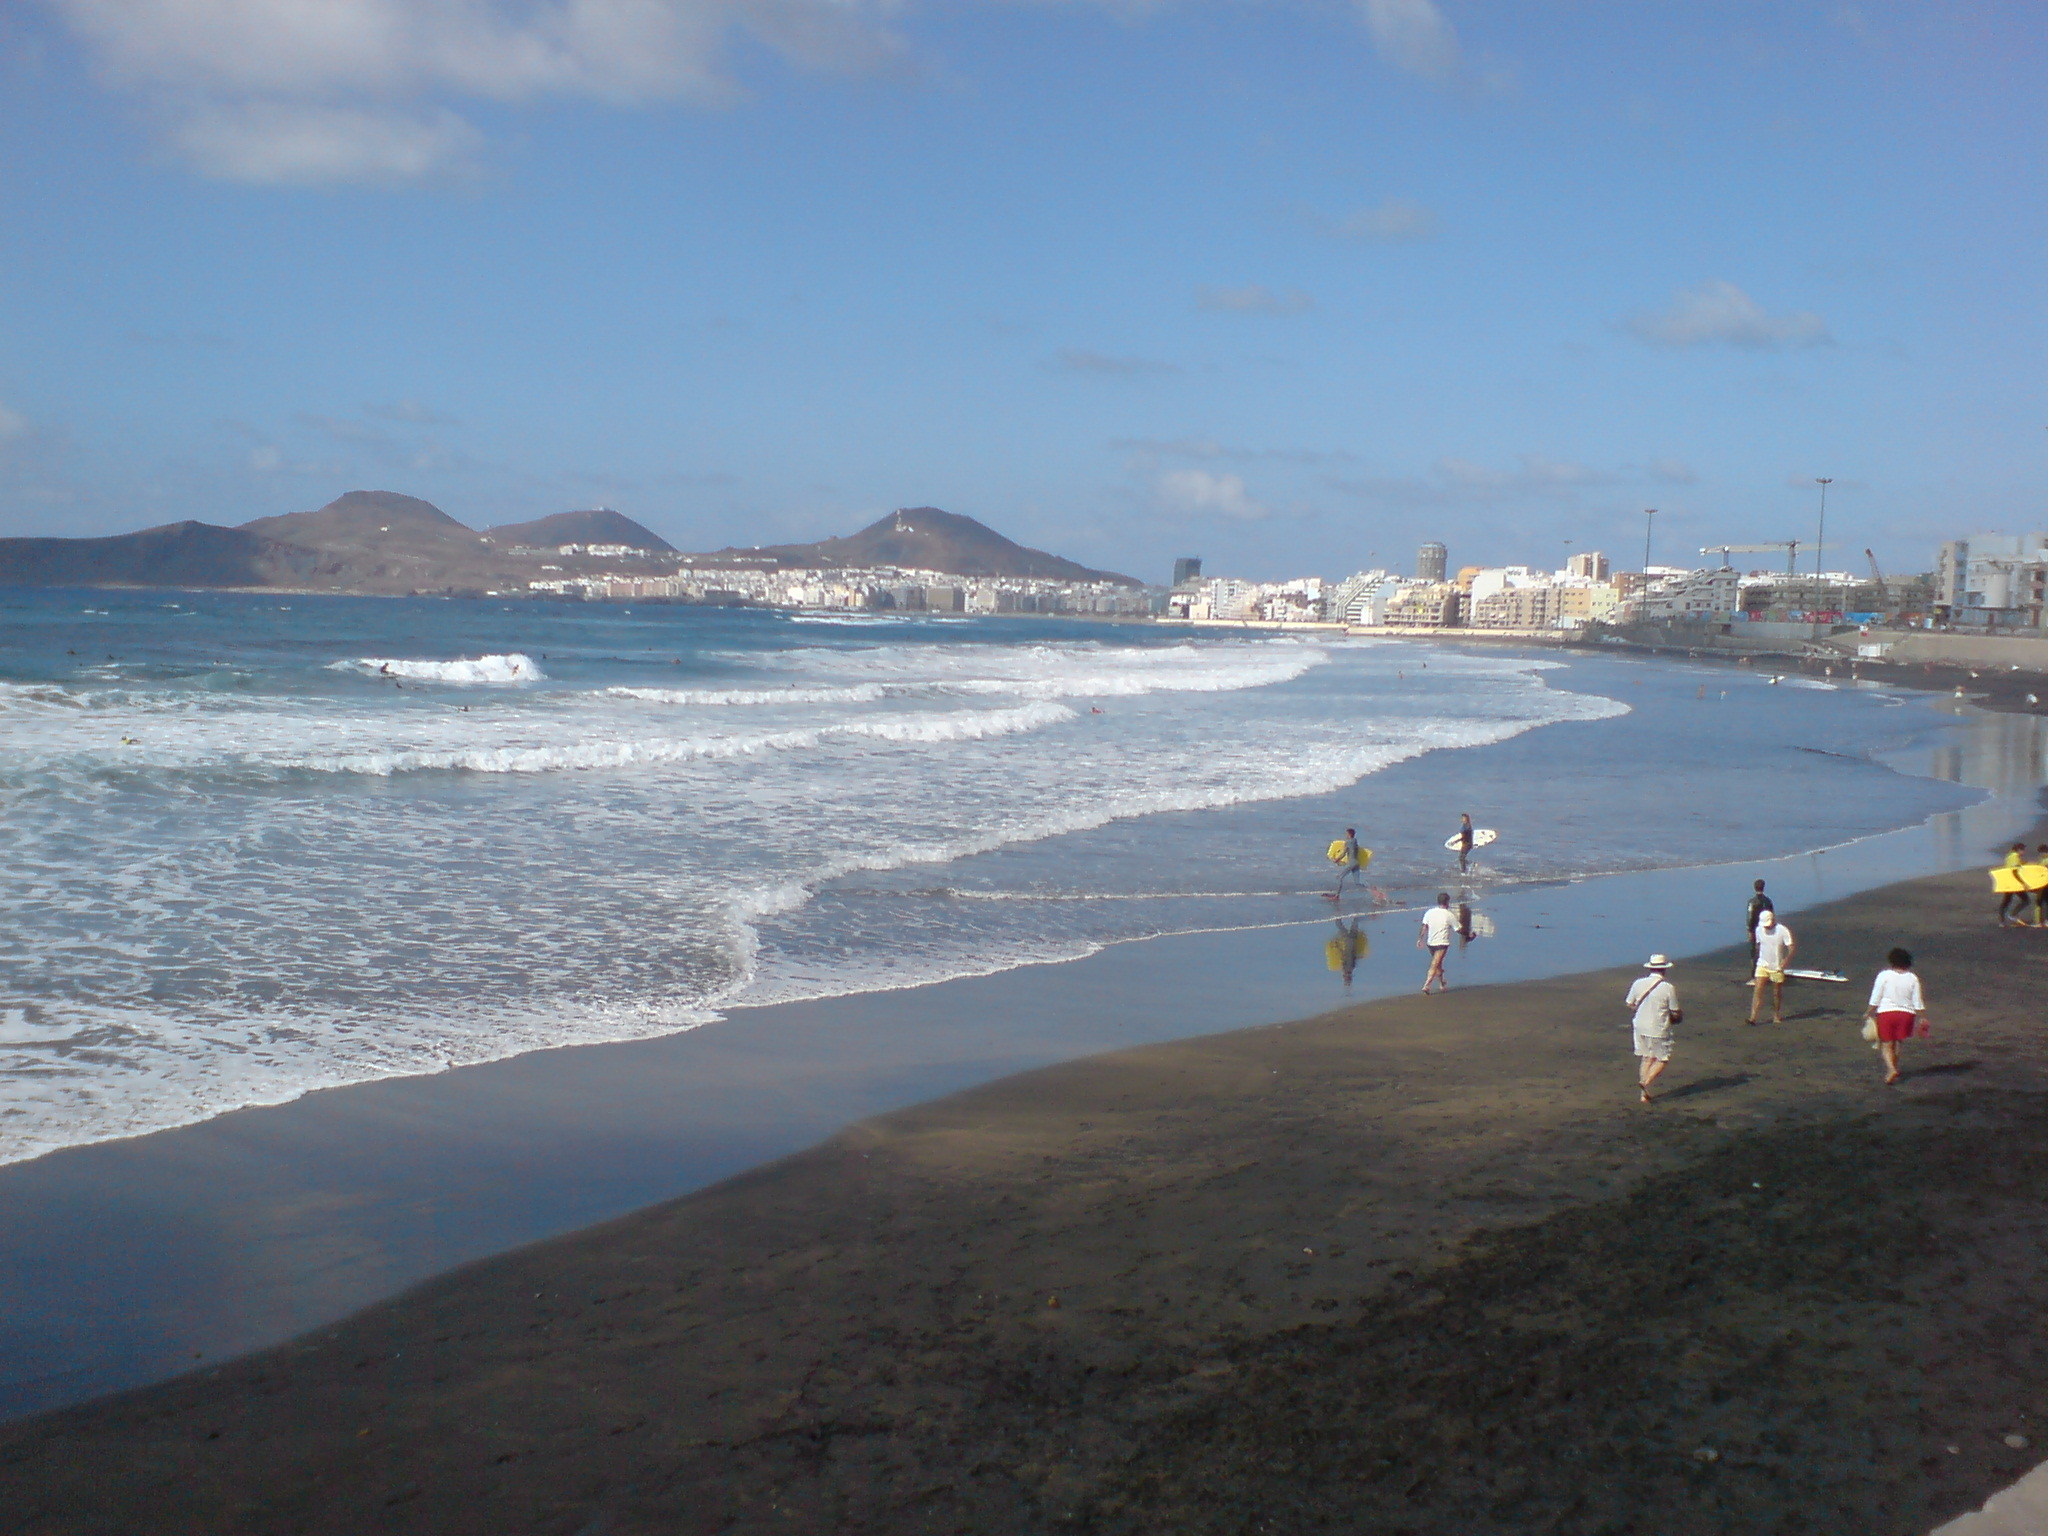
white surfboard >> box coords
[1785,968,1848,982]
[1444,828,1499,851]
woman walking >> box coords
[1864,947,1928,1086]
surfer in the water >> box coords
[1333,828,1366,898]
[1455,813,1475,873]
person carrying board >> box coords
[1330,828,1367,899]
[1455,813,1475,874]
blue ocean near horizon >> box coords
[0,586,1989,1166]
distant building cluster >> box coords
[1162,534,1947,635]
[527,565,1156,616]
[1937,533,2048,630]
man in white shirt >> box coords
[1750,910,1796,1025]
[1626,954,1682,1103]
[1418,892,1457,993]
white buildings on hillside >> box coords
[1937,533,2048,627]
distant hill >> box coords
[695,508,1140,586]
[0,495,1133,596]
[485,510,675,552]
[0,520,319,589]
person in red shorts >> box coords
[1863,947,1928,1086]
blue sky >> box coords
[1,0,2041,582]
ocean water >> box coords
[0,590,1986,1166]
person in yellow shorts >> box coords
[1749,909,1795,1024]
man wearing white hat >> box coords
[1626,954,1682,1104]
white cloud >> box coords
[50,0,909,182]
[1157,468,1266,520]
[172,101,485,184]
[0,403,27,440]
[1625,279,1833,350]
[1358,0,1461,82]
[1195,284,1314,315]
[50,0,1478,183]
[1648,456,1699,483]
[1315,197,1439,243]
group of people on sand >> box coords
[1623,875,1929,1103]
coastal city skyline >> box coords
[4,5,2042,580]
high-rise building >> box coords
[1567,550,1610,581]
[1416,542,1448,583]
[1172,557,1203,587]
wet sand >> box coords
[6,857,2048,1534]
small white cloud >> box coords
[1195,284,1315,315]
[365,399,462,425]
[1316,197,1439,243]
[249,445,283,472]
[1649,457,1699,484]
[1626,279,1832,350]
[1157,468,1266,520]
[171,102,487,185]
[292,412,396,447]
[1358,0,1461,82]
[1057,349,1179,376]
[0,403,27,440]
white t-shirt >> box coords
[1755,923,1794,969]
[1626,974,1680,1033]
[1422,906,1458,947]
[1867,969,1925,1014]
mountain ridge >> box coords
[691,508,1139,587]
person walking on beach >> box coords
[1744,909,1794,1028]
[1332,828,1367,899]
[1864,947,1928,1086]
[1998,842,2029,927]
[1626,954,1682,1104]
[1749,910,1795,1024]
[2033,845,2048,928]
[1745,879,1774,963]
[1455,813,1476,874]
[1418,893,1456,993]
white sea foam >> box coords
[332,653,546,683]
[0,627,1667,1167]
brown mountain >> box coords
[695,508,1140,586]
[0,520,320,589]
[484,510,675,552]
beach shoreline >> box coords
[6,832,2048,1532]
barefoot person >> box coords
[1998,841,2029,927]
[1745,878,1773,963]
[1455,813,1475,874]
[1863,947,1928,1086]
[1331,828,1367,899]
[1749,910,1795,1024]
[1418,892,1456,993]
[1626,953,1681,1103]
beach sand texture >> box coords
[6,859,2048,1534]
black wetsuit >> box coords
[1746,892,1774,960]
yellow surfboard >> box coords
[1327,841,1372,868]
[2022,864,2048,891]
[1991,866,2028,893]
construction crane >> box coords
[1865,548,1889,607]
[1700,541,1800,574]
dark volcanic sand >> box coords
[6,861,2048,1535]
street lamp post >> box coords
[1814,478,1832,585]
[1642,509,1657,584]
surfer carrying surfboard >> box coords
[1329,828,1367,899]
[1455,813,1475,874]
[1998,842,2030,927]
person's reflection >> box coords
[1325,917,1369,986]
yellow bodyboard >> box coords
[2022,864,2048,891]
[1991,867,2027,893]
[1325,841,1372,868]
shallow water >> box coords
[0,590,1986,1164]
